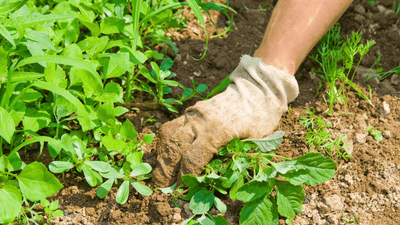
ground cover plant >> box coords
[0,0,233,223]
[177,131,337,225]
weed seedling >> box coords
[366,125,383,141]
[300,109,352,160]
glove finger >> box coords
[177,136,219,185]
[152,117,196,187]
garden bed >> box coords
[7,0,400,224]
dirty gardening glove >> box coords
[152,55,299,187]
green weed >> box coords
[366,125,383,141]
[179,132,337,224]
[309,23,374,115]
[0,0,233,223]
[300,109,352,161]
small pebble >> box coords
[354,4,366,14]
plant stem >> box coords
[223,152,293,161]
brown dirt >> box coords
[22,0,400,224]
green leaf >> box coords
[22,107,51,132]
[82,164,98,187]
[44,64,67,88]
[104,52,131,79]
[212,216,229,225]
[115,106,129,117]
[132,50,148,64]
[116,180,130,204]
[85,161,111,173]
[160,58,173,70]
[16,55,102,93]
[240,195,279,225]
[99,167,124,179]
[0,155,9,172]
[214,197,227,213]
[97,102,115,125]
[130,180,152,196]
[104,69,130,91]
[0,106,15,144]
[52,209,64,217]
[159,183,176,194]
[97,178,114,199]
[236,180,274,202]
[181,174,200,187]
[251,131,285,153]
[15,14,76,27]
[196,84,208,93]
[189,188,214,215]
[163,103,179,113]
[276,180,305,219]
[230,174,244,200]
[49,200,59,210]
[19,88,43,103]
[49,161,74,173]
[102,135,126,152]
[120,119,138,140]
[281,152,337,185]
[61,44,83,60]
[0,23,16,47]
[16,162,63,201]
[32,81,91,131]
[0,185,22,224]
[100,17,125,34]
[130,163,152,177]
[198,214,215,225]
[143,133,155,145]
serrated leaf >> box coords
[16,162,63,201]
[251,131,285,153]
[85,161,111,173]
[0,185,22,224]
[276,180,305,219]
[49,161,74,173]
[281,152,336,185]
[189,188,214,215]
[239,195,279,225]
[0,107,15,144]
[236,180,274,202]
[116,180,130,204]
[120,119,138,140]
[130,180,152,196]
[97,178,114,199]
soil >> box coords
[21,0,400,224]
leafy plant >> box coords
[0,0,234,223]
[310,23,374,115]
[300,109,352,160]
[366,125,383,141]
[180,131,337,224]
